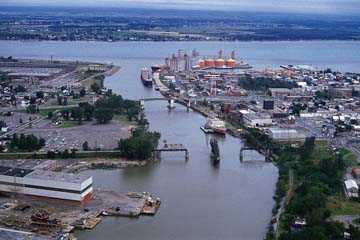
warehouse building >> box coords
[0,166,93,203]
[243,112,273,127]
[266,128,306,142]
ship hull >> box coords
[141,76,153,87]
[213,128,226,135]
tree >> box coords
[79,88,86,97]
[79,102,94,121]
[36,91,44,99]
[14,85,26,93]
[8,133,45,152]
[91,82,101,93]
[94,107,113,124]
[47,111,53,119]
[95,94,123,113]
[0,120,6,128]
[61,109,70,120]
[70,107,84,124]
[118,127,161,160]
[57,96,62,105]
[82,141,90,151]
[301,136,315,159]
[26,104,37,114]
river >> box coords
[1,40,360,239]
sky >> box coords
[1,0,360,14]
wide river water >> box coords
[1,41,360,240]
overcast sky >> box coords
[1,0,359,14]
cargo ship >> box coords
[140,68,153,87]
[201,117,226,135]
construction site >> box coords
[0,182,160,239]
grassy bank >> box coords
[239,127,360,239]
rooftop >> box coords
[25,169,91,184]
[0,166,33,177]
[345,179,358,190]
[0,227,50,240]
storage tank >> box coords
[198,59,205,68]
[226,58,237,68]
[215,58,225,68]
[205,59,215,68]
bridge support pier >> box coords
[140,100,145,109]
[186,100,191,112]
[168,99,175,109]
[185,150,189,161]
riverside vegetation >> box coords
[242,128,360,239]
[1,92,161,162]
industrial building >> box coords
[263,99,275,110]
[0,166,93,203]
[266,128,306,142]
[243,112,273,127]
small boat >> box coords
[141,68,153,87]
[204,117,226,135]
[101,211,110,216]
[237,60,252,69]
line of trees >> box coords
[54,94,142,125]
[8,133,45,152]
[94,94,141,124]
[238,74,297,91]
[242,129,360,239]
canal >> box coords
[2,40,359,239]
[78,52,278,239]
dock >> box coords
[153,72,169,92]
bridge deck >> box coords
[155,143,189,161]
[156,144,187,152]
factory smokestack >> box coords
[231,50,236,59]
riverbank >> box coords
[0,189,160,239]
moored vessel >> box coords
[203,117,226,135]
[140,68,153,87]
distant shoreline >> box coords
[1,39,359,43]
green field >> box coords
[328,195,360,215]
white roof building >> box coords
[243,112,272,127]
[344,179,359,198]
[0,166,93,203]
[267,128,306,142]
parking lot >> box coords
[20,119,132,151]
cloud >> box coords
[1,0,360,14]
